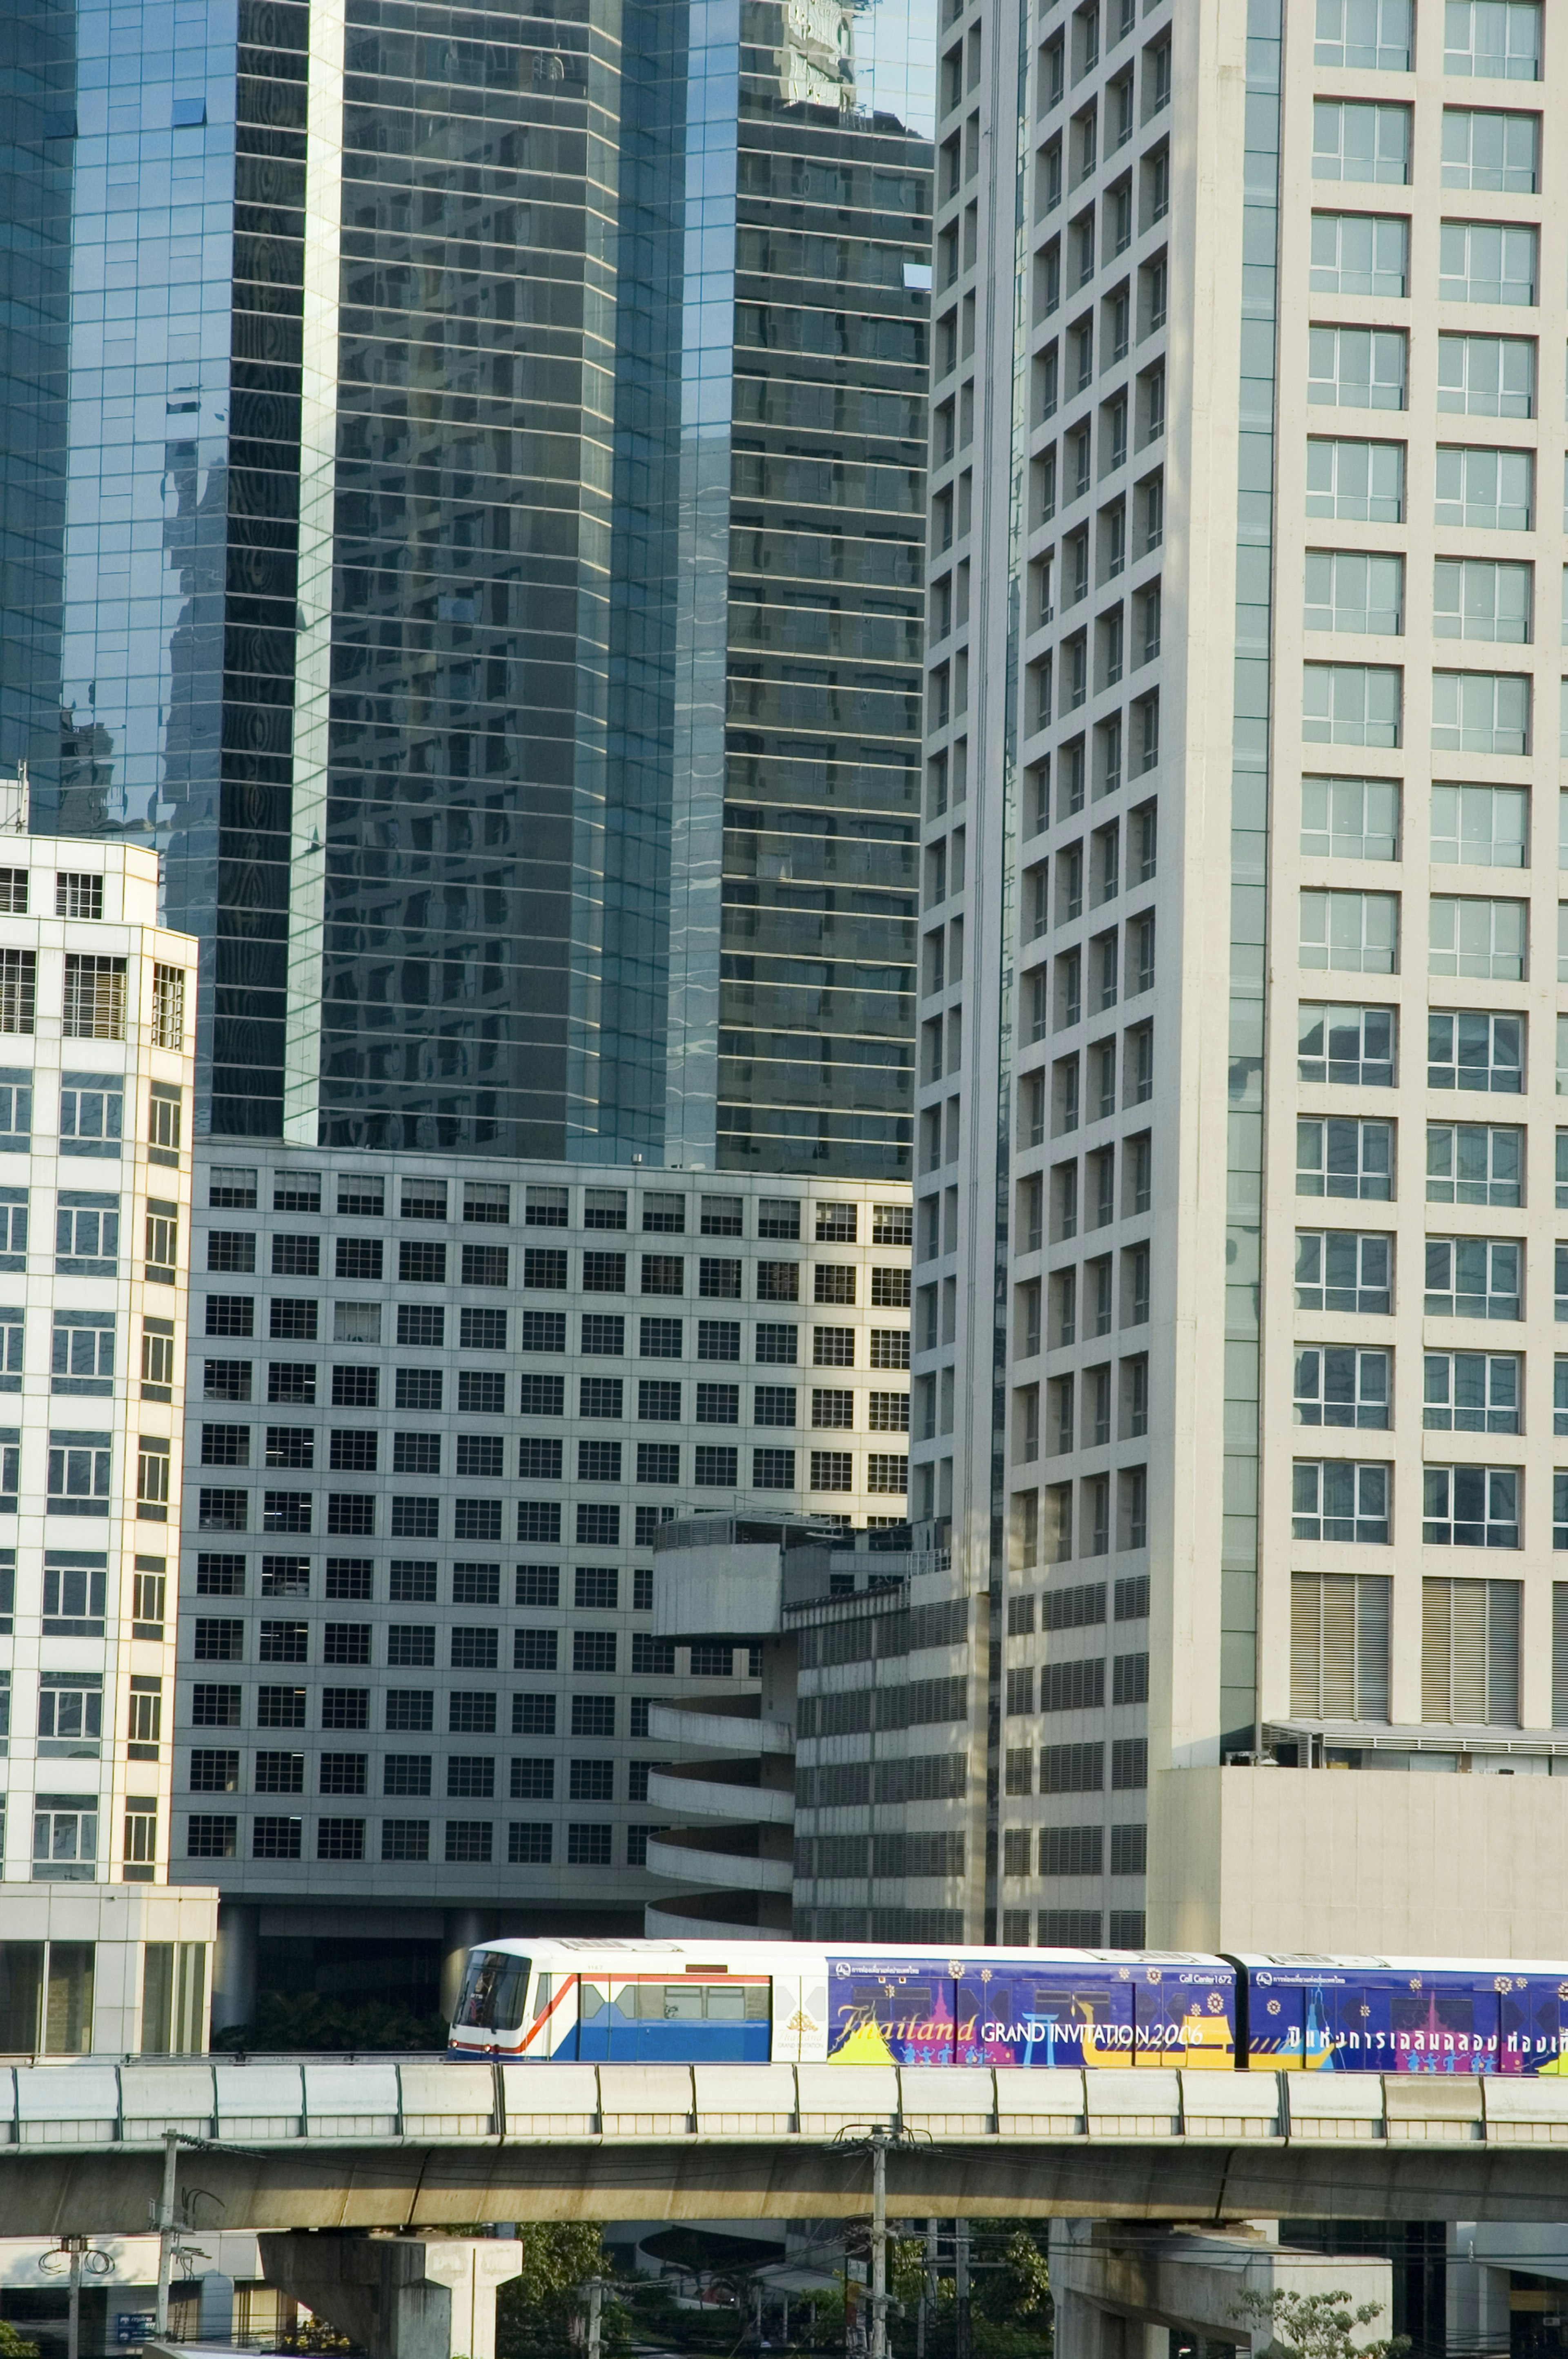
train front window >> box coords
[454,1949,531,2031]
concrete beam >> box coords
[1048,2225,1394,2359]
[258,2236,523,2359]
[9,2139,1568,2234]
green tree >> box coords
[496,2223,631,2359]
[1231,2288,1409,2359]
[0,2324,42,2359]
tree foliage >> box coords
[496,2223,631,2359]
[1232,2287,1410,2359]
[0,2324,41,2359]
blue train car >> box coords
[1236,1953,1568,2075]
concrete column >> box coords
[1051,2287,1106,2359]
[210,1904,258,2039]
[259,2235,522,2359]
[440,1911,490,2022]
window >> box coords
[1300,776,1399,860]
[145,1202,177,1284]
[1428,1009,1521,1092]
[56,1194,118,1273]
[1440,219,1537,305]
[1295,1229,1392,1314]
[1310,212,1408,298]
[1444,2,1540,78]
[1430,782,1527,865]
[1300,889,1397,972]
[1427,1122,1521,1205]
[1435,445,1532,529]
[59,1073,122,1156]
[1434,558,1532,645]
[1442,106,1539,190]
[53,1312,113,1395]
[1298,1003,1395,1088]
[580,1315,623,1355]
[1293,1346,1390,1429]
[1432,672,1530,755]
[1430,896,1526,980]
[1296,633,1403,734]
[1424,1575,1522,1728]
[1437,332,1535,416]
[1307,326,1406,412]
[1290,1571,1391,1719]
[1425,1350,1519,1433]
[271,1300,318,1342]
[753,1448,795,1489]
[47,1431,110,1515]
[1292,1459,1390,1543]
[1424,1235,1520,1319]
[1306,439,1404,524]
[1296,1117,1393,1201]
[695,1444,738,1485]
[0,950,35,1036]
[698,1319,741,1362]
[757,1386,797,1427]
[1315,0,1411,70]
[62,955,125,1039]
[137,1436,169,1520]
[34,1800,98,1881]
[1313,99,1410,184]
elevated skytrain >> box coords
[449,1940,1568,2075]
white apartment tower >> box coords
[0,823,214,2053]
[918,0,1568,1952]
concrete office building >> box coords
[180,1146,910,2016]
[914,0,1568,1959]
[0,822,215,2051]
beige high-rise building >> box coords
[912,0,1568,1954]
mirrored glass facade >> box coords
[0,0,932,1171]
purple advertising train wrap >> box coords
[824,1953,1237,2067]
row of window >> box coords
[210,1166,910,1245]
[1305,665,1568,754]
[1291,1565,1559,1730]
[1295,1344,1568,1431]
[1313,1,1542,80]
[1300,1004,1555,1094]
[193,1452,910,1537]
[199,1397,911,1465]
[1004,1649,1150,1715]
[192,1557,651,1608]
[1015,1021,1156,1149]
[996,1735,1149,1793]
[1305,549,1568,642]
[188,1623,745,1679]
[995,1909,1148,1946]
[1306,214,1550,310]
[26,1799,158,1882]
[183,1813,644,1867]
[0,1311,176,1397]
[1302,887,1568,981]
[1307,322,1559,419]
[0,1432,172,1522]
[1301,778,1566,867]
[0,1071,182,1159]
[1000,1822,1147,1877]
[187,1749,648,1802]
[0,950,185,1046]
[1314,97,1544,191]
[1291,1456,1568,1549]
[1020,1359,1149,1455]
[203,1235,909,1304]
[1296,1116,1568,1200]
[188,1686,664,1735]
[0,1194,182,1282]
[202,1298,910,1366]
[1013,1246,1151,1354]
[1012,1469,1149,1563]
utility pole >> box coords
[154,2131,180,2335]
[863,2142,886,2359]
[586,2277,603,2359]
[953,2220,971,2359]
[918,2219,938,2359]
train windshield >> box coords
[454,1949,532,2032]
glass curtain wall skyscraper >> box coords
[0,0,933,1175]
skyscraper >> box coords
[1,0,931,1174]
[913,0,1568,1960]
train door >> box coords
[959,1968,1134,2068]
[1132,1970,1234,2069]
[1388,1974,1498,2072]
[1503,1978,1566,2075]
[827,1964,956,2064]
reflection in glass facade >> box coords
[718,0,931,1180]
[0,0,932,1170]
